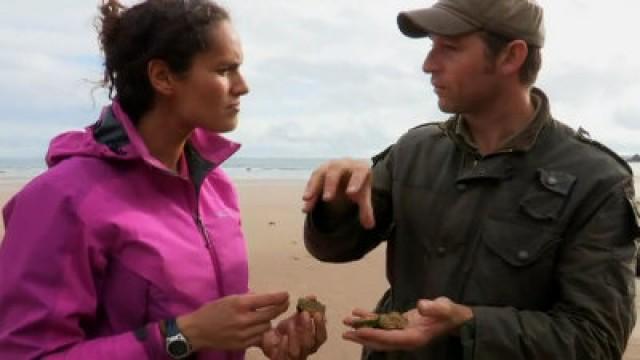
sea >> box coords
[0,156,329,184]
[0,156,639,189]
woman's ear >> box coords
[499,40,528,78]
[147,59,174,96]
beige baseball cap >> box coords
[397,0,545,47]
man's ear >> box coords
[147,59,175,96]
[499,40,528,77]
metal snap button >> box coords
[547,176,558,185]
[517,250,530,260]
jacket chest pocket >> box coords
[519,168,576,221]
[483,217,560,268]
[468,169,575,306]
[489,167,573,264]
[473,216,561,307]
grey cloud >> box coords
[244,57,428,117]
[614,109,640,130]
[2,1,640,159]
[599,140,640,158]
[238,117,396,158]
[0,120,82,158]
[540,65,640,107]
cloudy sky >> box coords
[0,0,639,159]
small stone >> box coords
[378,312,409,330]
[352,312,408,330]
[296,297,326,314]
[352,316,380,329]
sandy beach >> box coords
[1,178,640,359]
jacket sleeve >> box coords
[463,179,639,360]
[304,147,395,262]
[0,179,168,359]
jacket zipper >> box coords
[195,213,235,360]
[195,214,212,248]
[167,167,227,298]
[194,202,226,298]
[160,159,234,359]
[186,174,231,360]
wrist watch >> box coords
[164,318,193,359]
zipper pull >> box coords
[195,215,212,248]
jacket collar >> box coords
[445,87,551,155]
[93,101,241,177]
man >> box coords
[302,0,640,359]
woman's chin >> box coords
[202,117,239,133]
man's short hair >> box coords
[480,31,542,86]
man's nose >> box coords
[423,50,437,74]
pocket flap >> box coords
[538,168,576,195]
[519,169,576,221]
[483,217,559,267]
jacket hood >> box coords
[46,101,241,173]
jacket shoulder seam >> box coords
[572,127,632,175]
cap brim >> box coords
[397,7,478,38]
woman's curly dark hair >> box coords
[97,0,230,122]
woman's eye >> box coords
[215,65,239,76]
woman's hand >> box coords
[260,308,328,359]
[176,292,289,352]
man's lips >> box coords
[432,85,445,95]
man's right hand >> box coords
[176,291,290,352]
[302,158,375,229]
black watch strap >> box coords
[166,318,180,337]
[164,318,194,360]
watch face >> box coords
[168,340,189,356]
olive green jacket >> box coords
[305,88,640,360]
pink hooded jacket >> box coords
[0,102,249,359]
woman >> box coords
[0,0,326,359]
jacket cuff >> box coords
[468,306,522,360]
[460,318,476,360]
[309,200,359,233]
[134,322,167,359]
